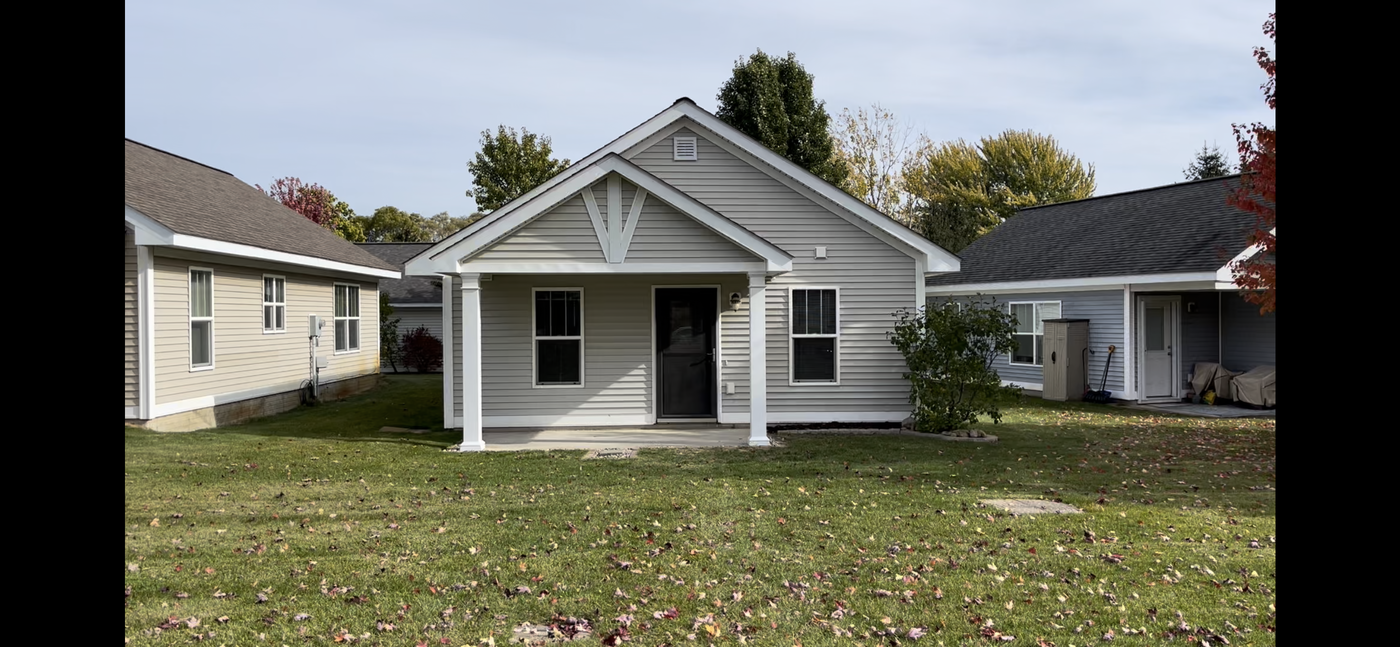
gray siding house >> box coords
[925,175,1274,404]
[406,98,960,450]
[357,243,444,372]
[125,140,401,431]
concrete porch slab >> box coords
[480,425,756,451]
[1127,402,1275,418]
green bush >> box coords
[889,297,1022,432]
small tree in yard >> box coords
[889,298,1021,433]
[379,293,401,372]
[400,326,443,373]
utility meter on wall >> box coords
[308,314,325,344]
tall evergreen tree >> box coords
[715,50,847,187]
[1183,142,1235,180]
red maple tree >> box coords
[1226,13,1276,315]
[256,177,335,227]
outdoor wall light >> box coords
[730,292,743,308]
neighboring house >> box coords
[405,98,960,450]
[356,243,444,372]
[925,174,1275,404]
[125,139,402,432]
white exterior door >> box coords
[1140,297,1178,400]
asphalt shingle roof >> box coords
[356,243,441,304]
[927,175,1266,287]
[125,139,398,273]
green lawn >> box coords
[125,374,1275,646]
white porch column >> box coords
[747,271,770,446]
[456,273,486,451]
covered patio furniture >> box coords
[1231,365,1275,408]
[1190,362,1239,402]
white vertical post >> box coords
[747,271,770,446]
[607,174,622,262]
[137,244,155,419]
[457,273,486,451]
[440,274,454,431]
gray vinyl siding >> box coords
[473,195,606,262]
[383,307,443,372]
[125,229,140,410]
[626,196,758,262]
[1220,292,1275,371]
[152,249,380,406]
[627,123,917,417]
[1178,293,1221,373]
[452,274,747,424]
[930,290,1126,395]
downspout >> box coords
[1217,292,1222,364]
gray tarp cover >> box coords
[1231,365,1276,408]
[1190,362,1239,400]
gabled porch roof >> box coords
[406,154,793,276]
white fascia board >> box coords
[417,156,793,275]
[126,204,400,279]
[388,303,442,308]
[457,261,769,274]
[925,272,1218,295]
[669,103,960,272]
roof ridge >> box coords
[125,138,234,176]
[1019,173,1244,212]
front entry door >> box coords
[1140,297,1178,400]
[656,288,717,418]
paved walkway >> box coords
[481,425,755,451]
[1128,402,1275,418]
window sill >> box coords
[790,380,841,386]
[263,329,286,335]
[189,365,215,373]
[533,383,585,389]
[334,349,360,356]
[1008,362,1043,368]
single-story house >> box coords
[356,243,444,372]
[405,98,960,450]
[125,139,401,431]
[925,174,1275,404]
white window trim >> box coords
[188,267,214,372]
[1007,300,1062,367]
[262,274,287,334]
[788,286,841,386]
[333,282,362,355]
[532,287,585,389]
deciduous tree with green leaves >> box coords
[379,292,401,373]
[362,206,429,243]
[716,50,847,188]
[1183,142,1235,180]
[466,126,570,212]
[904,130,1096,253]
[421,211,482,242]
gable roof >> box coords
[408,152,793,274]
[409,98,957,274]
[926,175,1267,289]
[356,243,441,304]
[125,139,399,277]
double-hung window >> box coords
[534,289,583,386]
[1008,301,1061,366]
[790,288,839,384]
[334,284,360,353]
[263,275,286,333]
[189,268,214,370]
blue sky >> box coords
[125,1,1275,217]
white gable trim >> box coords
[625,117,957,272]
[409,155,792,275]
[1215,227,1275,283]
[579,187,611,261]
[410,99,956,273]
[125,205,401,279]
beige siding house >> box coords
[125,140,401,431]
[406,99,960,450]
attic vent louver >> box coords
[673,136,698,161]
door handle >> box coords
[689,351,714,367]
